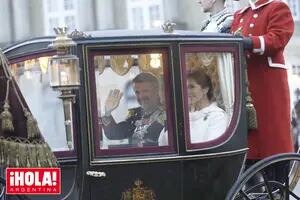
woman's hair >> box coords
[187,68,213,101]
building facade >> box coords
[0,0,299,82]
[0,0,207,45]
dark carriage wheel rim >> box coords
[1,176,5,198]
[1,176,32,200]
[226,153,300,200]
[289,151,300,190]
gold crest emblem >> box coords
[121,179,156,200]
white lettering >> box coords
[15,172,24,186]
[9,172,14,186]
[52,171,57,186]
[42,172,52,186]
[24,172,34,186]
[35,172,42,186]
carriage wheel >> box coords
[0,176,31,200]
[1,176,5,198]
[226,153,300,200]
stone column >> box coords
[95,0,115,30]
[0,0,13,45]
[163,0,189,29]
[12,0,31,41]
[178,0,208,30]
[29,0,45,37]
[163,0,179,22]
[112,0,128,29]
[77,0,96,31]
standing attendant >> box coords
[231,0,294,181]
[198,0,233,33]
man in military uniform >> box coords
[199,0,233,33]
[101,73,165,147]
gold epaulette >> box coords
[127,110,135,119]
[126,108,141,120]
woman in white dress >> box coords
[187,69,228,143]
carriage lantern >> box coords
[48,27,80,89]
[48,27,80,150]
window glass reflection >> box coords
[10,57,71,152]
[185,52,234,144]
[94,53,169,150]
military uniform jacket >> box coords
[102,107,165,147]
[201,8,233,33]
[231,0,294,159]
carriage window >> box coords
[92,50,173,155]
[10,57,74,153]
[183,52,235,149]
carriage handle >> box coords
[86,171,106,178]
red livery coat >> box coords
[231,0,294,159]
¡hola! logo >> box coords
[6,168,61,195]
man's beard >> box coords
[140,99,157,113]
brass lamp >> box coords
[49,27,80,89]
[48,27,80,150]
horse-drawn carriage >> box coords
[0,28,299,200]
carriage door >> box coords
[84,46,180,199]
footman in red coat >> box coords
[231,0,295,181]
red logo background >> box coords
[6,168,61,195]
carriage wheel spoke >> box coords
[289,190,300,200]
[0,187,5,198]
[262,171,275,200]
[284,162,290,200]
[240,190,251,200]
